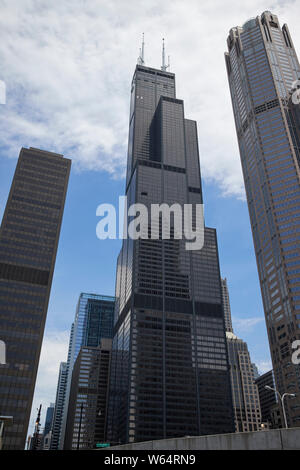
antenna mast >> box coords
[32,404,42,450]
[161,38,170,71]
[137,33,145,65]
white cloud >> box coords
[232,316,265,333]
[1,0,299,196]
[254,359,273,375]
[27,329,69,440]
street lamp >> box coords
[265,385,296,428]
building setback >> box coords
[0,147,71,450]
[107,62,235,444]
[221,278,233,332]
[64,339,112,450]
[225,10,300,426]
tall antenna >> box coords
[161,38,170,71]
[32,404,42,450]
[137,33,145,65]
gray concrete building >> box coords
[226,331,262,432]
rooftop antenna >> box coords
[137,33,145,65]
[161,38,170,71]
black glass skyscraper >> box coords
[0,147,71,449]
[107,63,234,444]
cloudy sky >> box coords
[1,0,299,439]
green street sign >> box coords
[96,443,110,448]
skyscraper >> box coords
[225,10,300,427]
[58,293,115,449]
[107,59,234,444]
[0,147,71,450]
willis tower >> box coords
[107,40,234,444]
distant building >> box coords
[50,362,68,450]
[42,403,54,450]
[227,331,262,432]
[221,278,233,332]
[42,432,52,450]
[28,432,43,450]
[43,403,54,438]
[64,339,112,450]
[255,370,280,428]
[252,363,260,380]
[59,294,115,449]
[222,278,262,432]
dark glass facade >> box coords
[255,370,278,427]
[225,11,300,426]
[43,403,54,438]
[107,65,234,444]
[64,339,112,450]
[0,147,71,449]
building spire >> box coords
[137,33,145,65]
[161,38,170,71]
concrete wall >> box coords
[105,428,300,450]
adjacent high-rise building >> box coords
[225,10,300,427]
[0,147,71,449]
[64,339,112,450]
[107,59,235,444]
[58,293,115,449]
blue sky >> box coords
[1,0,299,436]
